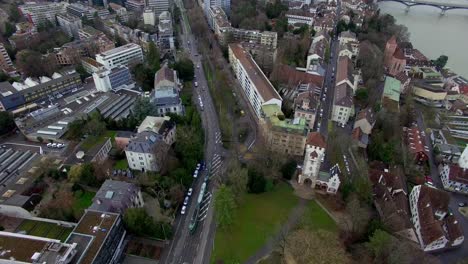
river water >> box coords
[378,2,468,78]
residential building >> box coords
[147,0,170,16]
[81,57,105,74]
[384,36,406,76]
[0,232,78,263]
[109,3,129,22]
[315,164,341,194]
[331,83,353,125]
[352,107,375,148]
[96,43,144,69]
[306,30,329,70]
[66,210,126,264]
[459,145,468,169]
[125,131,169,172]
[18,2,66,26]
[228,43,282,118]
[293,91,318,131]
[298,132,327,187]
[410,66,443,83]
[208,7,277,48]
[434,143,462,164]
[382,76,401,112]
[261,104,307,156]
[115,131,135,149]
[78,26,102,40]
[54,40,96,66]
[0,71,81,111]
[158,11,174,52]
[403,124,429,164]
[335,56,357,93]
[412,80,447,107]
[66,3,110,20]
[56,13,83,39]
[286,11,314,27]
[369,164,415,236]
[143,8,156,26]
[0,43,14,74]
[90,180,144,214]
[93,66,135,92]
[204,0,231,16]
[338,30,357,45]
[138,116,176,145]
[151,65,184,116]
[440,163,468,194]
[126,0,145,12]
[409,185,464,251]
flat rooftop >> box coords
[98,43,141,57]
[67,210,119,264]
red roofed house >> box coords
[384,36,406,76]
[403,124,429,164]
[352,107,375,148]
[409,185,464,251]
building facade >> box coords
[125,131,168,172]
[0,43,14,74]
[298,132,326,186]
[19,2,66,26]
[331,83,354,125]
[147,0,169,16]
[96,43,144,69]
[228,43,282,118]
[56,13,83,39]
[143,8,157,26]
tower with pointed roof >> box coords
[298,132,326,186]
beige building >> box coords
[412,80,447,107]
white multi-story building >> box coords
[298,132,326,186]
[331,83,353,125]
[204,0,231,16]
[19,2,67,26]
[458,144,468,169]
[409,185,464,252]
[338,30,357,45]
[147,0,169,16]
[56,13,83,38]
[143,8,156,26]
[286,11,314,27]
[228,43,282,118]
[125,131,167,172]
[0,43,14,73]
[96,43,143,69]
[440,163,468,194]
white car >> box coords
[187,188,193,196]
[183,196,189,206]
[181,206,186,215]
[47,143,52,147]
[193,171,198,178]
[196,163,201,169]
[197,65,200,69]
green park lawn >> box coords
[16,219,73,242]
[300,200,337,232]
[81,131,117,151]
[211,183,299,263]
[73,190,96,214]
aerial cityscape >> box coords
[0,0,466,263]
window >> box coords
[140,162,144,165]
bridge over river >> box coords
[376,0,468,13]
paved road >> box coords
[160,1,225,263]
[415,109,468,262]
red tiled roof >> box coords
[445,215,464,242]
[448,164,468,185]
[405,124,428,158]
[387,35,397,45]
[393,47,405,60]
[356,107,375,125]
[306,132,326,148]
[271,64,324,87]
[154,65,175,86]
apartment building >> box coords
[240,42,277,75]
[409,185,464,251]
[228,43,282,118]
[19,2,66,26]
[126,0,145,12]
[143,8,157,26]
[66,3,110,20]
[125,131,168,172]
[78,26,115,53]
[0,71,82,111]
[147,0,170,16]
[93,66,135,92]
[138,116,176,146]
[0,43,14,73]
[262,104,308,156]
[294,91,318,131]
[158,11,174,51]
[90,180,144,214]
[204,0,231,15]
[331,83,354,125]
[54,40,94,66]
[56,13,83,39]
[96,43,144,69]
[209,7,277,48]
[286,10,314,27]
[81,57,105,73]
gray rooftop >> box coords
[125,131,162,154]
[89,180,140,213]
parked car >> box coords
[459,202,466,207]
[187,188,193,196]
[181,206,186,215]
[183,196,189,206]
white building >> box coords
[458,144,468,169]
[19,2,67,26]
[143,8,156,26]
[338,30,357,45]
[151,65,184,116]
[409,185,464,251]
[440,163,468,194]
[286,11,314,27]
[137,116,176,145]
[96,43,143,69]
[92,66,135,92]
[298,132,326,185]
[125,131,168,172]
[56,13,83,39]
[228,43,282,118]
[331,83,353,125]
[147,0,169,16]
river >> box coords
[378,2,468,78]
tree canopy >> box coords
[0,112,15,135]
[214,185,236,229]
[174,58,195,82]
[433,55,448,70]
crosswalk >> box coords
[211,153,222,179]
[215,132,222,145]
[198,192,212,221]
